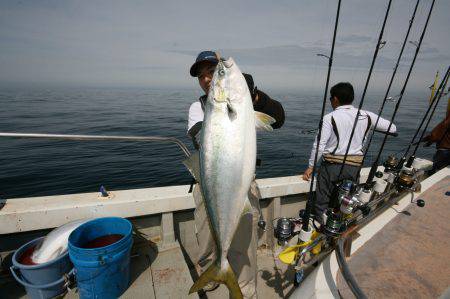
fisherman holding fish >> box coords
[186,51,284,298]
[188,51,285,149]
[302,82,396,220]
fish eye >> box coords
[218,69,225,76]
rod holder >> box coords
[358,188,372,204]
[299,224,313,243]
[374,178,387,194]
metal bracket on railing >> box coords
[408,40,419,47]
[0,132,191,158]
[316,53,331,60]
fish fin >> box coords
[242,197,252,215]
[182,152,201,182]
[227,100,237,120]
[255,111,275,131]
[189,260,243,299]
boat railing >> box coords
[0,165,408,254]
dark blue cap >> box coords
[190,51,219,77]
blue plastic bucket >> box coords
[10,236,74,299]
[68,217,133,299]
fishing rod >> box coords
[336,0,393,182]
[365,0,437,183]
[273,3,435,290]
[274,3,436,291]
[359,0,420,174]
[406,67,450,167]
[0,132,191,157]
[301,0,342,232]
[398,67,450,168]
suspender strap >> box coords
[331,116,340,155]
[363,112,372,140]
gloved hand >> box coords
[421,135,432,147]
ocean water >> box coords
[0,87,446,199]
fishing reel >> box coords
[339,195,359,215]
[335,180,356,208]
[336,180,371,214]
[273,213,312,246]
[382,155,401,187]
[395,168,426,207]
[274,217,296,246]
[324,180,374,235]
[339,186,373,217]
[321,181,352,235]
[383,155,398,173]
[384,156,399,180]
[395,168,418,192]
[323,208,347,236]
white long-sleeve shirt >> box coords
[188,101,204,132]
[308,105,396,167]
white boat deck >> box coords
[336,173,450,298]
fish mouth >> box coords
[212,58,234,103]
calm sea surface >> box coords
[0,87,446,199]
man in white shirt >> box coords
[186,51,284,298]
[302,82,396,218]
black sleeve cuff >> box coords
[188,121,203,150]
[253,90,285,129]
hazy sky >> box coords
[0,0,449,91]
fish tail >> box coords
[189,259,242,299]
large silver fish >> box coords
[31,219,90,264]
[186,57,274,298]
